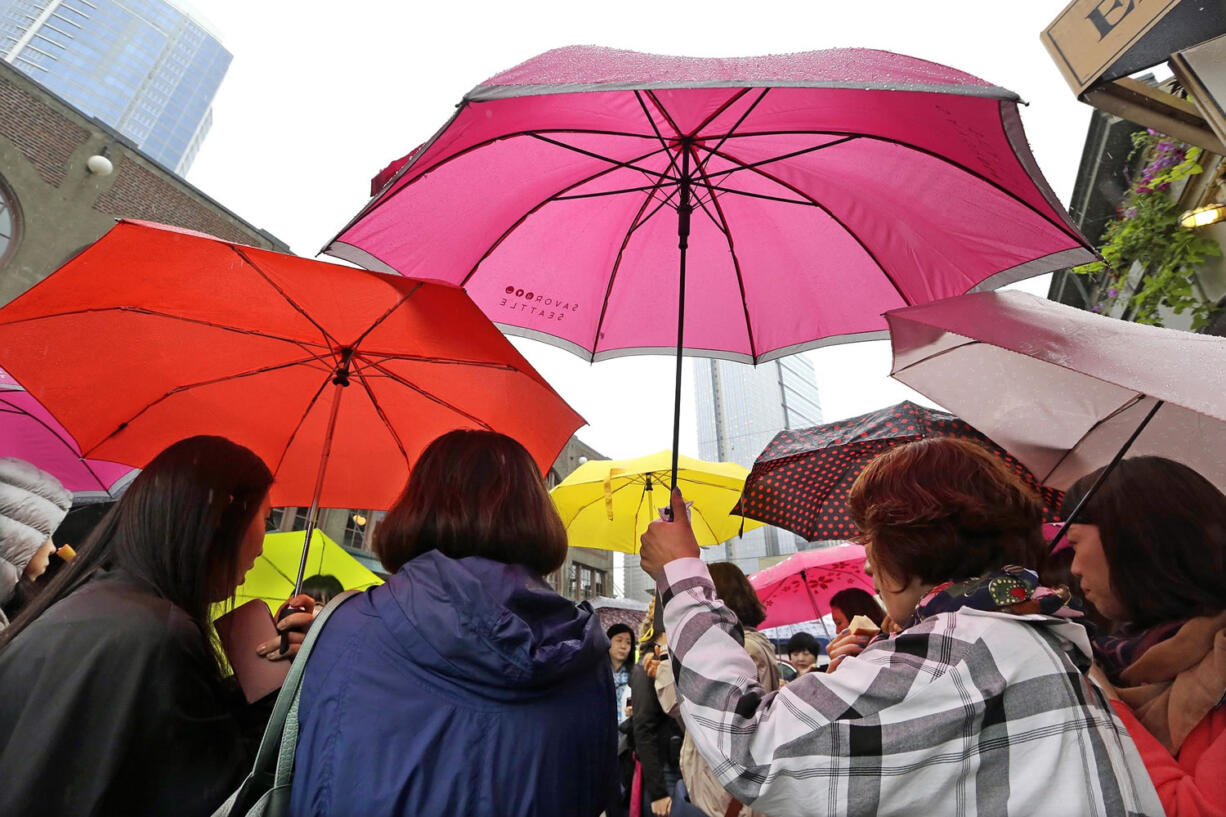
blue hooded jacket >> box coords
[289,550,618,817]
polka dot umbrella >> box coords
[733,401,1063,541]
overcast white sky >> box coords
[185,1,1087,459]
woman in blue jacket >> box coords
[291,430,618,817]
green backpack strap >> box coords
[212,589,360,817]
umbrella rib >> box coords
[689,193,727,237]
[701,185,816,207]
[458,143,675,288]
[341,126,670,220]
[716,129,1087,247]
[0,397,109,489]
[1038,393,1147,484]
[83,354,334,458]
[229,247,340,351]
[350,362,410,465]
[644,90,684,141]
[632,481,650,554]
[708,147,911,305]
[628,187,684,236]
[701,136,860,184]
[360,359,494,430]
[691,154,757,361]
[553,183,678,201]
[695,88,770,177]
[689,87,755,140]
[349,282,425,350]
[635,91,683,184]
[259,553,299,586]
[590,173,674,359]
[270,376,333,476]
[690,502,724,545]
[526,134,673,179]
[888,338,978,376]
[0,307,332,355]
[560,477,645,522]
[353,352,519,372]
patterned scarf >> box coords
[1094,619,1185,685]
[911,565,1083,626]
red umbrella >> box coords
[749,544,874,631]
[733,401,1063,540]
[0,221,583,587]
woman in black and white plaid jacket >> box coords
[641,438,1162,817]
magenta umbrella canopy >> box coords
[749,543,875,630]
[329,46,1092,363]
[0,367,134,498]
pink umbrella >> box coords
[887,291,1226,543]
[0,367,134,499]
[328,46,1092,486]
[749,543,874,631]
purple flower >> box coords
[1108,288,1119,298]
[1124,207,1137,218]
[1091,304,1103,313]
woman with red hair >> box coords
[641,437,1161,816]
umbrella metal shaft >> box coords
[292,350,354,599]
[669,142,693,501]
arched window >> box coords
[0,178,19,267]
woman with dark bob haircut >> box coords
[640,437,1161,816]
[0,436,316,817]
[291,430,617,817]
[1064,456,1226,816]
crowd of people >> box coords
[0,431,1221,816]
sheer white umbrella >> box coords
[885,290,1226,543]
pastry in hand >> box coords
[848,615,880,637]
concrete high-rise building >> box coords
[0,0,230,175]
[622,357,823,601]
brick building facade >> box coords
[0,59,285,305]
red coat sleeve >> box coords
[1112,700,1226,817]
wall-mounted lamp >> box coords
[86,145,113,176]
[1180,202,1226,229]
[352,513,367,526]
[577,456,588,465]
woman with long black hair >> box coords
[0,435,311,817]
[1065,456,1226,816]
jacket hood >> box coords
[0,457,71,593]
[375,550,610,694]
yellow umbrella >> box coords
[551,451,763,553]
[214,529,383,619]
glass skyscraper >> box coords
[0,0,230,175]
[622,356,824,600]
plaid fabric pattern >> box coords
[659,558,1163,817]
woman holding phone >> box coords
[0,435,313,817]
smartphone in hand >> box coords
[215,600,291,703]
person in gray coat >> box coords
[0,457,71,628]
